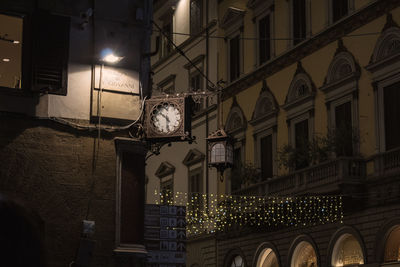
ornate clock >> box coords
[144,97,192,140]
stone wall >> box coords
[0,113,119,267]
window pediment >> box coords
[283,62,315,113]
[220,7,245,30]
[247,0,273,18]
[155,161,175,179]
[225,96,247,135]
[183,149,205,166]
[366,14,400,79]
[250,80,279,126]
[321,40,360,98]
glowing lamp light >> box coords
[2,58,10,62]
[13,40,19,44]
[206,129,233,181]
[100,48,123,64]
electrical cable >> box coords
[152,28,382,41]
[152,20,219,91]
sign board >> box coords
[144,204,186,267]
[95,65,139,94]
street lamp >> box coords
[207,129,233,181]
[100,48,123,64]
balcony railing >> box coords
[235,157,366,196]
[373,147,400,176]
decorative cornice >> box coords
[182,148,205,166]
[221,0,400,100]
[220,7,246,30]
[184,54,205,70]
[155,161,175,179]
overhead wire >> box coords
[152,28,382,41]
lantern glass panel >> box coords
[211,143,226,163]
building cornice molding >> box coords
[222,0,400,100]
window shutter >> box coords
[384,82,400,150]
[293,0,306,45]
[32,11,70,95]
[259,15,270,64]
[260,135,273,180]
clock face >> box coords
[150,102,182,134]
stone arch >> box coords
[225,96,247,134]
[252,241,281,267]
[327,225,366,267]
[288,234,320,267]
[374,217,400,263]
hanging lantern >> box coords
[206,129,233,180]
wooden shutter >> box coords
[335,101,353,156]
[230,35,240,81]
[32,11,70,95]
[293,0,306,45]
[295,119,309,169]
[260,135,273,180]
[333,0,348,22]
[190,0,202,34]
[384,82,400,150]
[259,14,271,64]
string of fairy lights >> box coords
[154,191,343,236]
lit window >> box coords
[384,225,400,263]
[291,241,317,267]
[257,248,279,267]
[0,13,23,89]
[331,234,364,267]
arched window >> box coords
[230,255,245,267]
[283,61,316,170]
[331,234,364,266]
[225,96,247,193]
[250,80,279,181]
[291,241,318,267]
[366,14,400,153]
[384,225,400,263]
[320,39,360,157]
[257,248,279,267]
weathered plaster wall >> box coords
[0,114,117,267]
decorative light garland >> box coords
[154,190,343,236]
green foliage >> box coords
[231,163,261,190]
[277,126,360,170]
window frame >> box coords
[250,83,279,180]
[0,12,26,92]
[225,97,247,193]
[190,0,203,35]
[249,0,274,66]
[228,32,242,82]
[220,7,245,84]
[365,20,400,153]
[288,0,311,48]
[157,74,176,95]
[327,0,355,25]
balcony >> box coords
[372,147,400,177]
[234,157,366,196]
